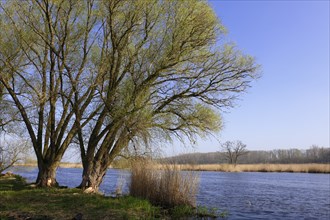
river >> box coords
[9,167,330,219]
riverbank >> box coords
[16,162,114,169]
[14,163,330,173]
[15,162,83,168]
[176,163,330,173]
[0,174,163,219]
[0,174,218,219]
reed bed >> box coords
[176,163,330,173]
[129,159,199,208]
[58,162,82,168]
[14,162,83,168]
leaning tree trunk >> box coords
[78,129,129,192]
[79,159,110,193]
[36,161,59,187]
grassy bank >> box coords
[0,174,167,219]
[176,163,330,173]
[0,174,221,219]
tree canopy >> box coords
[0,0,259,189]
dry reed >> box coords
[176,163,330,173]
[14,162,83,168]
[129,159,199,208]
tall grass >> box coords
[129,159,199,208]
[177,163,330,173]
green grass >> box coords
[0,175,163,219]
[169,205,228,219]
[0,175,27,191]
[0,175,222,219]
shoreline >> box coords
[14,163,330,173]
[175,163,330,173]
[14,162,83,169]
[0,175,164,219]
[0,174,216,219]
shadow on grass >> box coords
[0,175,27,191]
[0,175,163,219]
[0,175,222,219]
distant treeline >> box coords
[163,146,330,164]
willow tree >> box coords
[0,0,99,186]
[1,0,259,190]
[75,0,260,191]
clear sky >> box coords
[166,0,329,155]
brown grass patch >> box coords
[175,163,330,173]
[58,163,82,168]
[14,162,83,168]
[129,160,199,208]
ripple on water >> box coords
[10,168,330,220]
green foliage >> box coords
[0,0,260,188]
[111,157,131,169]
[170,205,195,218]
[169,205,227,219]
[196,206,218,218]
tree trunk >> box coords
[229,155,233,164]
[233,155,238,166]
[78,160,109,193]
[36,162,59,187]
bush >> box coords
[129,159,199,208]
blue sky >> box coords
[167,0,329,155]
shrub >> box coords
[129,159,199,208]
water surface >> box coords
[197,171,330,219]
[9,167,330,219]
